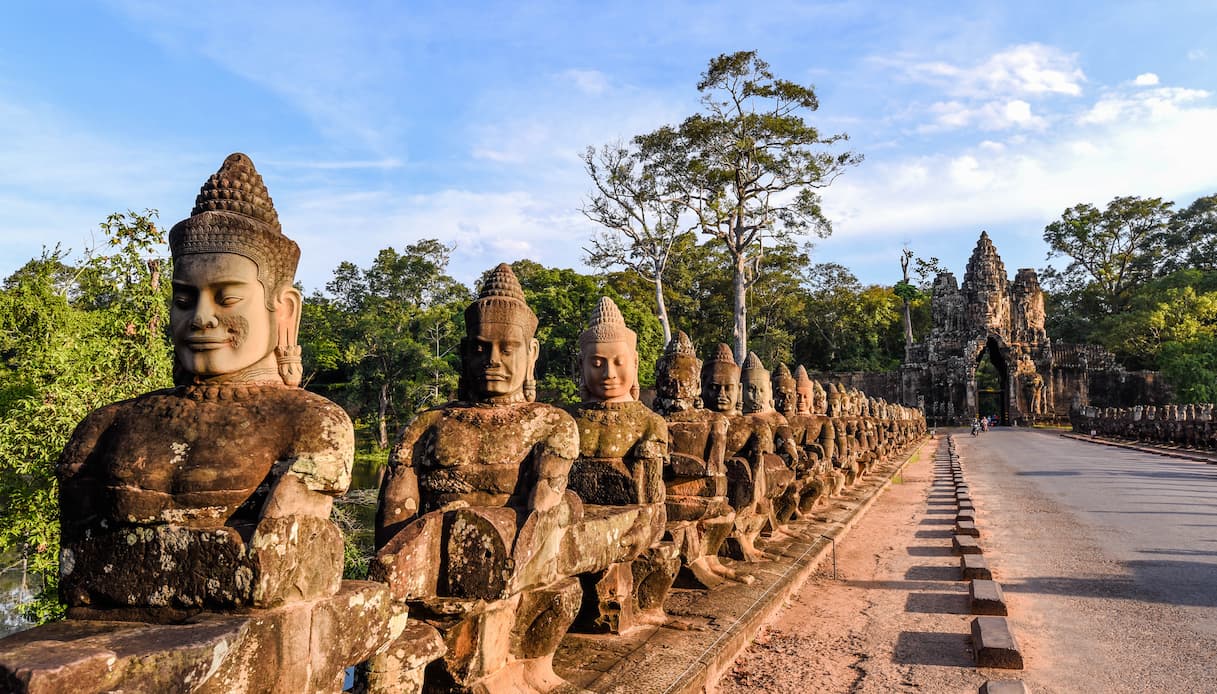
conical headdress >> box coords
[466,263,538,335]
[795,365,813,389]
[579,297,636,349]
[772,363,795,390]
[740,351,769,384]
[667,330,696,357]
[702,342,739,378]
[169,153,299,293]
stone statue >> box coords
[776,365,829,513]
[565,297,678,632]
[374,263,584,691]
[58,153,353,620]
[702,344,772,561]
[653,331,747,587]
[16,154,431,694]
[740,353,799,527]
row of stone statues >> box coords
[1071,404,1216,450]
[0,154,925,694]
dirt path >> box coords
[716,437,987,693]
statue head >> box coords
[654,330,701,412]
[578,297,638,403]
[168,153,303,386]
[740,352,774,414]
[793,366,814,415]
[771,363,797,416]
[701,343,741,414]
[459,263,540,404]
[824,383,842,416]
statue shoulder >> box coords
[56,394,150,479]
[523,402,578,458]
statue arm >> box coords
[56,403,121,542]
[375,412,432,548]
[774,422,799,468]
[633,415,669,504]
[529,412,578,513]
[261,400,356,523]
[705,417,729,476]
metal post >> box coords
[820,534,837,579]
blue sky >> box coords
[3,1,1216,294]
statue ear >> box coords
[274,286,304,387]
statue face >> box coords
[795,383,814,414]
[702,365,740,413]
[773,380,796,414]
[465,322,536,400]
[171,253,276,379]
[742,377,772,414]
[581,339,637,403]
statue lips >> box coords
[186,336,232,351]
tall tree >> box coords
[1163,193,1217,273]
[1042,196,1175,313]
[0,211,173,623]
[581,142,691,345]
[636,51,862,362]
[305,240,469,449]
[893,249,944,355]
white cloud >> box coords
[924,98,1046,132]
[1188,49,1207,61]
[897,43,1085,99]
[562,69,611,96]
[823,86,1217,243]
[1133,73,1160,86]
[1080,86,1210,124]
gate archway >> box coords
[974,335,1010,425]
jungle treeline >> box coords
[1,192,1215,619]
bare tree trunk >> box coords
[654,276,672,346]
[902,301,914,352]
[148,258,161,334]
[733,255,748,364]
[899,250,914,356]
[377,383,390,449]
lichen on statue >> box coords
[739,353,799,526]
[57,153,354,621]
[653,332,746,587]
[372,263,584,691]
[702,344,774,562]
[774,364,829,514]
[375,263,578,542]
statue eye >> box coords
[173,295,192,309]
[219,295,242,307]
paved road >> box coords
[959,428,1217,693]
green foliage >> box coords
[0,211,173,623]
[505,261,664,401]
[628,51,861,359]
[1159,335,1217,403]
[800,263,902,371]
[1042,192,1217,398]
[303,240,469,451]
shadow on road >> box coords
[904,565,959,581]
[905,592,969,615]
[892,631,973,666]
[1003,559,1217,608]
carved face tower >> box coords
[654,330,702,411]
[702,343,741,414]
[168,153,303,386]
[461,263,540,403]
[578,297,639,403]
[740,352,774,415]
